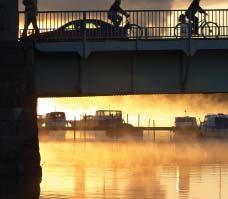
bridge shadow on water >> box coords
[0,177,41,199]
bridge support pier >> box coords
[0,42,41,176]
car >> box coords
[29,19,131,41]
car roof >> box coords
[63,19,112,27]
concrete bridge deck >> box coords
[35,39,228,58]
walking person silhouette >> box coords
[22,0,39,38]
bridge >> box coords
[0,0,228,176]
[17,9,228,96]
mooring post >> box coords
[138,114,140,127]
[148,118,151,136]
[153,120,156,141]
[74,116,76,143]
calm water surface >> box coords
[37,131,228,199]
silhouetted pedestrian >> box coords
[22,0,39,37]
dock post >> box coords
[74,116,76,143]
[148,118,151,136]
[138,114,140,127]
[84,114,86,142]
[153,120,156,141]
[127,114,129,124]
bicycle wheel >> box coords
[201,22,220,38]
[174,23,190,39]
[128,24,143,39]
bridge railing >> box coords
[19,9,228,40]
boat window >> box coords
[215,117,228,129]
[104,111,110,116]
[46,112,66,120]
[176,118,194,123]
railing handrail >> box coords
[18,8,228,13]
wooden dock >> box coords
[137,127,174,131]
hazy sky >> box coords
[19,0,227,11]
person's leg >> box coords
[32,15,39,34]
[112,15,120,27]
[116,15,123,26]
[193,16,199,34]
[22,15,30,38]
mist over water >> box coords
[38,137,228,199]
[35,94,228,198]
[38,94,228,126]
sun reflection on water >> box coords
[39,138,228,199]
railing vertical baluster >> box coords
[170,10,171,38]
[163,10,165,38]
[223,10,224,37]
[45,12,47,34]
[141,10,143,39]
[83,11,86,43]
[226,10,227,37]
[159,11,161,38]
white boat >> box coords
[174,116,200,139]
[201,114,228,137]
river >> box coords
[2,130,228,199]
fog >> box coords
[38,94,228,126]
[40,141,228,170]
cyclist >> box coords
[185,0,207,34]
[108,0,129,27]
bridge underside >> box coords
[34,41,228,97]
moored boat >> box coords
[174,116,200,140]
[201,114,228,138]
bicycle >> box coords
[110,14,143,39]
[124,16,143,39]
[174,14,220,38]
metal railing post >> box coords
[83,11,87,58]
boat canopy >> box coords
[204,114,228,129]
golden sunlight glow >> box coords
[38,95,228,126]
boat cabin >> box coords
[175,116,198,129]
[95,110,123,128]
[45,112,66,129]
[201,114,228,137]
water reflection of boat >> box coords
[174,116,200,140]
[201,114,228,138]
[106,123,143,139]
